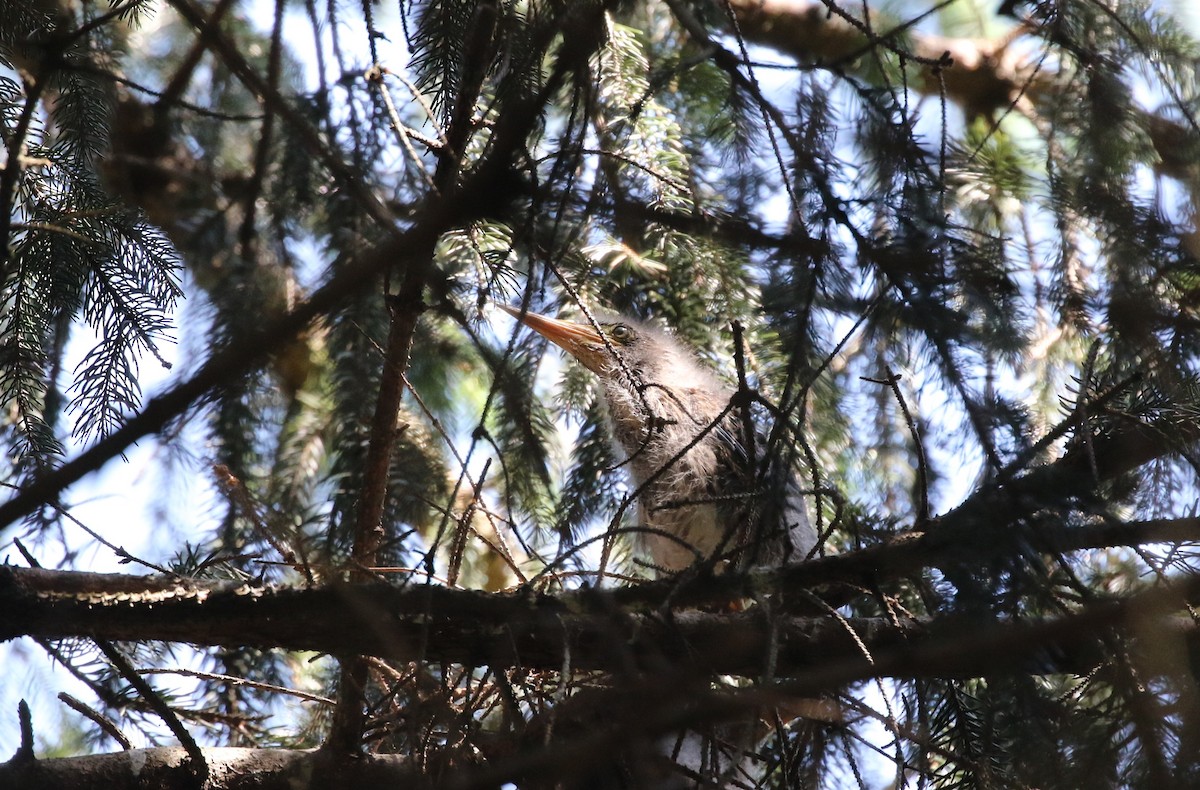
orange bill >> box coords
[498,304,609,373]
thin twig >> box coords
[137,668,334,706]
[57,693,132,750]
[235,0,286,258]
[367,65,439,190]
[96,641,208,782]
[861,369,931,525]
[2,482,171,574]
[15,700,34,763]
[0,67,48,281]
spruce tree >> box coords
[3,0,1200,786]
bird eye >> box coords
[608,324,635,344]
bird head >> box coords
[498,303,731,450]
[498,304,655,381]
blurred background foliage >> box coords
[4,0,1200,785]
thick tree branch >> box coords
[7,565,1197,790]
[164,0,395,227]
[724,0,1198,180]
[727,0,1044,117]
[605,417,1200,610]
[0,746,417,790]
[0,207,431,533]
[5,417,1196,667]
[0,82,545,535]
[2,562,1197,680]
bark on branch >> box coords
[4,567,1200,789]
[727,0,1045,118]
[723,0,1199,180]
[0,746,417,790]
[4,415,1196,677]
[2,562,1197,680]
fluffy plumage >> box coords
[501,305,815,574]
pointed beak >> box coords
[498,304,609,373]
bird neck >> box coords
[599,365,730,486]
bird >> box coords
[500,304,816,576]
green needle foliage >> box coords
[3,0,1200,787]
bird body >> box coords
[596,330,731,572]
[501,304,815,575]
